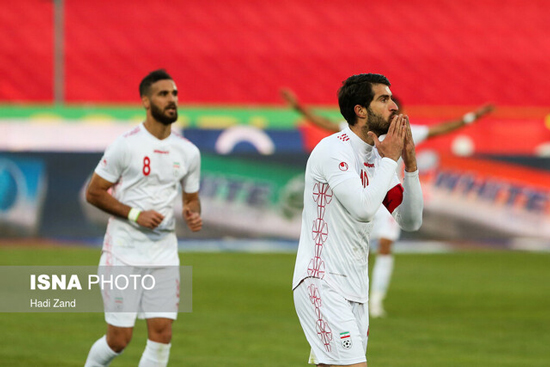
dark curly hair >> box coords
[337,73,391,125]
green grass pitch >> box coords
[0,244,549,366]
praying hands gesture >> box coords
[367,114,418,172]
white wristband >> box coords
[128,208,141,222]
[462,112,476,124]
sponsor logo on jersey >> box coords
[154,150,170,154]
[339,162,348,171]
[340,331,352,349]
[364,162,374,168]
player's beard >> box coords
[151,102,178,126]
[366,108,396,137]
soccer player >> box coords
[84,69,202,367]
[292,73,423,366]
[282,88,494,317]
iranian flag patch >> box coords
[340,331,352,349]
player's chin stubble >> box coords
[367,109,392,137]
[151,103,178,125]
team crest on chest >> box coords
[173,162,181,177]
[339,162,348,171]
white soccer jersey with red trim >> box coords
[370,124,429,240]
[292,127,402,303]
[94,123,201,266]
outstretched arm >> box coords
[427,104,495,138]
[86,173,165,229]
[280,88,341,133]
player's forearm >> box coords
[182,192,202,231]
[428,105,495,138]
[183,193,201,214]
[403,150,418,172]
[307,114,340,132]
[427,119,465,138]
[86,189,132,220]
[392,170,423,231]
[332,158,398,222]
[295,105,340,133]
[184,199,201,215]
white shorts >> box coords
[99,252,179,328]
[294,277,369,365]
[371,206,401,242]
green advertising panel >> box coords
[0,104,340,129]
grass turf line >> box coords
[0,245,548,366]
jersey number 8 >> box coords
[143,156,151,176]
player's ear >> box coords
[141,95,150,109]
[354,105,367,119]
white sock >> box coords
[370,254,394,300]
[84,335,120,367]
[138,339,171,367]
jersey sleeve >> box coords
[94,136,128,183]
[391,170,423,231]
[410,124,430,145]
[330,157,399,222]
[181,145,201,193]
[311,140,358,189]
[383,181,404,214]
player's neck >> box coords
[349,124,374,145]
[143,119,172,140]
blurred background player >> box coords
[84,69,202,367]
[282,88,494,317]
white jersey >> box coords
[292,127,407,303]
[95,123,201,266]
[371,124,429,241]
[339,122,429,243]
[410,124,429,146]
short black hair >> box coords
[337,73,391,125]
[139,69,173,97]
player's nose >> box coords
[167,92,177,103]
[389,99,398,111]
